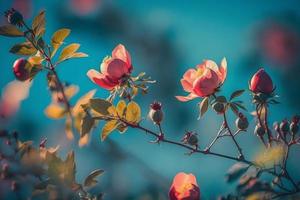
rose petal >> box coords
[175,93,198,102]
[112,44,132,67]
[204,60,219,73]
[183,69,198,84]
[181,79,193,92]
[105,59,129,81]
[219,57,227,83]
[192,69,219,97]
[87,69,117,90]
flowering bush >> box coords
[1,8,300,200]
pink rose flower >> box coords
[249,68,274,94]
[87,44,133,90]
[176,58,227,102]
[169,172,200,200]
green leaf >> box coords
[230,90,245,101]
[10,42,37,55]
[84,169,104,188]
[125,101,141,123]
[0,25,23,37]
[58,43,80,62]
[198,97,209,119]
[101,120,118,141]
[89,98,113,116]
[226,163,249,183]
[32,10,46,36]
[233,102,247,111]
[229,103,239,116]
[268,99,280,104]
[51,28,71,57]
[81,114,94,137]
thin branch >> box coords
[223,113,244,159]
[22,21,72,117]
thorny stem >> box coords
[22,21,72,116]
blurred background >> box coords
[1,0,300,199]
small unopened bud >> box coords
[290,122,299,135]
[11,181,19,191]
[182,131,198,146]
[254,125,265,136]
[1,163,9,178]
[212,102,225,114]
[280,120,290,133]
[292,115,300,124]
[4,8,23,27]
[235,113,249,130]
[273,121,280,132]
[148,101,164,124]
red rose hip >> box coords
[13,58,31,81]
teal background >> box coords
[1,0,300,199]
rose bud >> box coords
[280,120,290,133]
[235,113,249,130]
[273,121,280,132]
[4,8,24,27]
[182,131,198,146]
[254,124,265,136]
[212,102,225,114]
[176,58,227,101]
[13,58,31,81]
[169,172,200,200]
[290,122,299,135]
[148,101,164,124]
[11,181,19,191]
[249,68,274,94]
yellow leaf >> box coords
[65,115,74,140]
[58,43,80,62]
[255,145,286,167]
[101,120,118,141]
[45,104,66,119]
[125,101,141,123]
[71,52,88,58]
[72,89,96,116]
[108,106,117,116]
[0,24,24,37]
[51,28,71,57]
[64,85,79,100]
[116,100,126,117]
[32,10,45,36]
[28,56,43,65]
[78,134,89,147]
